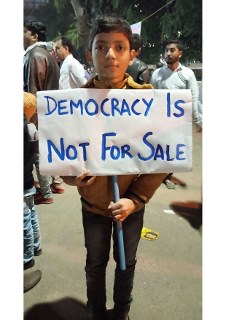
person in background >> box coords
[24,92,42,271]
[151,39,202,189]
[61,15,167,320]
[54,36,87,89]
[24,20,64,203]
[126,33,150,84]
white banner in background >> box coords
[130,21,142,35]
[37,88,192,176]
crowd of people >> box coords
[23,15,202,319]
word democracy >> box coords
[43,93,185,118]
[47,131,186,163]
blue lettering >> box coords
[137,132,154,161]
[173,100,185,117]
[111,98,121,116]
[85,99,98,116]
[142,98,154,116]
[176,144,186,160]
[44,96,57,115]
[58,99,68,115]
[79,142,90,161]
[100,98,110,116]
[121,99,131,116]
[131,99,141,115]
[166,92,171,117]
[101,132,117,160]
[47,138,65,163]
[154,144,164,160]
[121,145,133,159]
[166,145,174,161]
[70,99,83,115]
[65,145,78,160]
[110,146,120,160]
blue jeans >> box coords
[24,186,41,263]
[82,206,144,318]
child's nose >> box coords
[106,47,116,59]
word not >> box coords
[46,132,186,163]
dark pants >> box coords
[82,207,144,318]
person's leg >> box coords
[82,208,112,320]
[30,193,42,254]
[34,153,53,203]
[112,208,144,319]
[51,176,65,194]
[24,187,36,268]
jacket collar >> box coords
[24,42,47,55]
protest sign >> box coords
[37,88,192,176]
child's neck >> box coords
[97,76,127,89]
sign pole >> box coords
[112,175,126,271]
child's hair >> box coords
[88,15,133,51]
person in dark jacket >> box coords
[24,92,42,271]
[126,33,150,84]
[24,20,64,203]
[23,20,60,94]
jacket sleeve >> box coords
[125,173,167,210]
[28,54,47,94]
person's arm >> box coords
[150,69,158,88]
[187,69,201,128]
[109,173,167,222]
[125,173,167,210]
[69,60,87,88]
[61,170,96,187]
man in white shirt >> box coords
[151,39,201,128]
[55,36,87,89]
[151,39,202,189]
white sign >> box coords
[37,88,192,176]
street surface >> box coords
[24,128,202,320]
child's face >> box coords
[89,32,134,84]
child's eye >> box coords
[116,45,124,51]
[95,45,105,51]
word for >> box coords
[43,93,185,118]
[46,132,186,163]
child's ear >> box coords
[128,49,136,66]
[85,50,93,66]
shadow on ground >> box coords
[24,297,90,320]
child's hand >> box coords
[108,198,137,222]
[61,170,96,187]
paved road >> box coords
[24,128,202,320]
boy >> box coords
[62,15,166,320]
[126,33,150,84]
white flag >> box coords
[130,21,142,35]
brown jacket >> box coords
[24,43,60,94]
[76,74,167,216]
